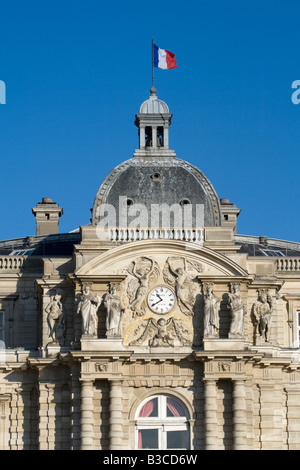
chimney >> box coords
[220,198,241,234]
[32,198,63,236]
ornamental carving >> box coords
[127,257,160,317]
[129,317,192,348]
[95,362,108,372]
[218,361,231,372]
[162,257,202,316]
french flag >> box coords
[154,44,177,70]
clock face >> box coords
[148,286,176,314]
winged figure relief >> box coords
[163,257,202,316]
[129,317,191,347]
[127,257,160,317]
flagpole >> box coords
[152,38,155,91]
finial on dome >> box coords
[150,87,157,96]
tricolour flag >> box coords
[153,44,177,70]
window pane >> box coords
[138,429,158,449]
[166,397,186,417]
[138,398,158,417]
[167,430,187,449]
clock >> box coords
[148,286,176,314]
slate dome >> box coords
[92,157,222,228]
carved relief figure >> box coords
[163,257,200,316]
[45,293,65,345]
[129,317,191,347]
[77,285,102,336]
[149,318,175,347]
[227,283,247,338]
[203,283,220,338]
[252,290,273,343]
[104,285,124,338]
[127,257,159,317]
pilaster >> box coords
[285,385,300,450]
[258,383,283,450]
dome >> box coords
[92,157,222,228]
[92,90,222,230]
[139,88,169,114]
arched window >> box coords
[135,394,190,450]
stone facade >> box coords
[1,90,300,450]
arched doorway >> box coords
[135,394,190,450]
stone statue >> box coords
[252,290,273,343]
[127,257,159,317]
[227,283,247,338]
[77,285,102,336]
[45,293,65,345]
[163,257,198,316]
[203,283,220,338]
[104,285,124,338]
[129,317,191,347]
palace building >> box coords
[1,88,300,450]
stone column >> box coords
[203,379,218,450]
[38,382,56,450]
[152,126,157,148]
[163,126,169,149]
[70,364,81,450]
[139,126,145,149]
[80,379,94,450]
[232,380,247,450]
[109,379,123,450]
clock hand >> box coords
[152,298,163,306]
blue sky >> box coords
[0,0,300,243]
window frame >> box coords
[260,249,284,257]
[135,394,190,450]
